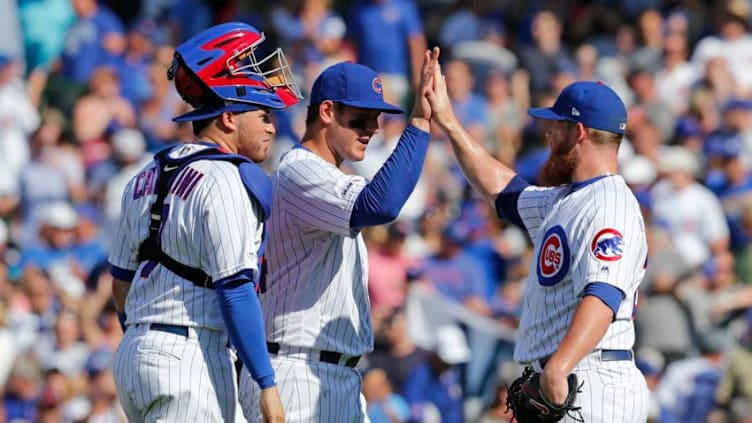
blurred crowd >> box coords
[2,0,752,422]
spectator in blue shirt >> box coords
[419,222,490,317]
[59,0,125,84]
[347,0,426,106]
[19,202,107,287]
[404,325,471,423]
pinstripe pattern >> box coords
[109,143,263,422]
[241,147,371,421]
[114,324,239,422]
[262,147,372,356]
[511,175,649,422]
[531,354,649,422]
[239,356,368,423]
[514,175,646,363]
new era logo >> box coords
[571,107,580,116]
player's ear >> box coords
[218,111,238,133]
[574,122,588,143]
[319,100,336,125]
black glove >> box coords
[506,367,583,422]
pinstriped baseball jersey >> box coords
[261,146,373,357]
[513,174,647,363]
[108,143,263,329]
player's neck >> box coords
[300,129,342,167]
[572,156,617,183]
[198,129,236,154]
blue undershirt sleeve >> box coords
[583,282,624,319]
[215,269,275,389]
[351,124,430,228]
[109,264,136,282]
[494,175,529,230]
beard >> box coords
[537,147,578,187]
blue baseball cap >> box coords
[528,81,627,135]
[309,62,404,114]
[724,98,752,112]
[173,101,261,122]
[705,133,745,159]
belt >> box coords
[267,342,361,368]
[150,323,189,337]
[539,349,633,368]
[149,323,230,348]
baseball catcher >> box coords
[506,367,583,422]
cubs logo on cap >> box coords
[537,225,570,286]
[591,228,624,261]
[372,77,383,94]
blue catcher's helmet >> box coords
[168,22,302,122]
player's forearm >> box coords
[110,266,135,313]
[543,296,613,378]
[215,270,276,389]
[442,119,517,206]
[351,124,430,227]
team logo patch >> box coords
[537,226,570,286]
[591,228,624,261]
[372,77,383,94]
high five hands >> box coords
[411,46,459,133]
[410,47,439,130]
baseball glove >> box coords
[506,367,583,423]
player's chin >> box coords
[349,147,367,162]
[249,149,270,163]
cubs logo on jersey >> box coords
[537,225,570,286]
[591,228,624,261]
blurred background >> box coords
[2,0,752,422]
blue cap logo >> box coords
[372,77,383,94]
[528,81,627,135]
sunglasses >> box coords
[334,103,379,131]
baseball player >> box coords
[108,23,300,423]
[239,49,440,422]
[425,62,650,422]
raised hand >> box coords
[410,47,440,127]
[425,54,458,132]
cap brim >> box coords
[339,99,404,114]
[527,107,566,121]
[172,108,222,122]
[173,102,262,122]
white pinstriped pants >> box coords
[239,352,369,423]
[533,353,650,423]
[114,324,245,423]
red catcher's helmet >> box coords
[168,22,302,121]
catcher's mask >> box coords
[168,22,302,122]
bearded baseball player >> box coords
[426,63,649,423]
[239,49,440,422]
[108,23,300,423]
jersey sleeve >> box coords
[278,156,367,237]
[571,184,647,299]
[517,185,566,240]
[108,177,141,272]
[197,162,261,281]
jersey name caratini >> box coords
[261,147,373,357]
[108,144,263,330]
[513,175,647,363]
